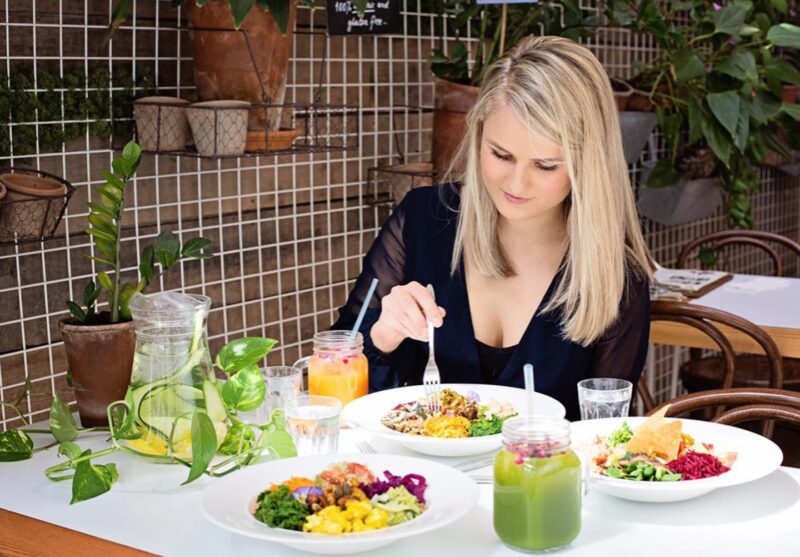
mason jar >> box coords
[494,416,582,552]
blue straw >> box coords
[351,278,379,336]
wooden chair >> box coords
[650,300,784,406]
[674,230,800,393]
[647,388,800,453]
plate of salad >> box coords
[341,384,565,457]
[200,453,479,554]
[573,406,783,503]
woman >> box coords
[333,36,653,420]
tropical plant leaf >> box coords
[49,393,79,444]
[0,430,34,462]
[66,301,87,322]
[102,170,125,191]
[713,4,746,36]
[85,226,116,244]
[702,117,732,166]
[221,365,267,412]
[215,337,278,374]
[182,412,217,485]
[673,48,705,84]
[767,23,800,48]
[97,271,114,292]
[156,231,180,270]
[70,450,119,504]
[707,91,740,137]
[181,237,212,259]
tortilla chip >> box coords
[626,405,684,461]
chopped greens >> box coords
[469,415,504,437]
[605,459,682,482]
[607,421,633,447]
[254,485,311,530]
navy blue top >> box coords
[332,184,650,420]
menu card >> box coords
[654,268,733,298]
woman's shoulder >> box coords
[397,182,462,217]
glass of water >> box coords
[577,378,633,420]
[237,366,303,426]
[285,395,341,456]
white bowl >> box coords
[200,453,479,554]
[341,383,566,457]
[571,417,783,503]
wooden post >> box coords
[499,3,508,55]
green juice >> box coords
[493,447,582,553]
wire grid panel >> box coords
[0,0,429,429]
[1,1,798,429]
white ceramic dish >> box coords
[572,417,783,503]
[200,453,479,554]
[341,383,566,457]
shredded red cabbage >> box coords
[361,470,427,504]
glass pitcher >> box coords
[123,292,227,459]
[494,416,582,553]
[294,331,368,407]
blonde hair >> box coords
[449,36,653,345]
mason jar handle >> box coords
[575,447,590,497]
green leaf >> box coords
[85,226,116,244]
[181,237,212,259]
[258,410,296,459]
[645,159,682,188]
[50,392,79,443]
[118,283,136,321]
[88,201,117,220]
[229,0,256,29]
[713,4,747,36]
[97,271,114,292]
[121,140,142,166]
[262,0,289,34]
[182,412,217,485]
[218,421,255,455]
[770,0,788,13]
[111,157,132,180]
[89,255,114,267]
[765,59,800,86]
[750,91,783,124]
[94,238,117,261]
[688,98,704,144]
[734,103,750,151]
[0,429,34,462]
[155,230,180,270]
[716,50,757,83]
[88,214,115,237]
[767,23,800,48]
[99,184,122,204]
[139,245,154,286]
[221,365,267,412]
[783,103,800,120]
[702,117,732,166]
[215,337,278,374]
[82,281,101,308]
[102,170,125,191]
[71,450,118,504]
[58,441,83,461]
[707,91,740,137]
[673,48,705,84]
[66,300,87,322]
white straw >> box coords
[523,363,535,416]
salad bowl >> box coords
[200,453,479,554]
[342,383,565,457]
[572,417,783,503]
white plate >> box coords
[341,383,566,457]
[200,453,479,554]
[571,417,783,503]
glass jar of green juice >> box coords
[494,416,581,553]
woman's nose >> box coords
[506,162,531,195]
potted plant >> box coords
[608,0,800,228]
[428,0,599,179]
[59,140,213,427]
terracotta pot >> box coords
[134,96,191,152]
[432,78,480,181]
[245,128,300,152]
[611,78,633,111]
[59,317,136,427]
[0,172,68,241]
[186,100,250,156]
[186,0,296,132]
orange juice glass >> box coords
[295,331,368,406]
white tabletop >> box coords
[689,274,800,329]
[1,428,799,557]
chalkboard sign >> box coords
[326,0,403,36]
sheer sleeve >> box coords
[331,193,413,390]
[589,273,651,387]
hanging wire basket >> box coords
[0,167,75,244]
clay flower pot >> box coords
[245,128,300,152]
[611,77,634,111]
[134,96,191,152]
[59,317,136,427]
[432,78,479,181]
[0,171,69,241]
[186,100,250,156]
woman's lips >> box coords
[503,191,530,205]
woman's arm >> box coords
[589,273,651,387]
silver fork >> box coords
[356,440,376,454]
[422,284,442,415]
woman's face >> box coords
[480,103,571,224]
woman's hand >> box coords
[370,282,447,353]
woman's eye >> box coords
[491,149,512,162]
[537,163,557,172]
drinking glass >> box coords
[285,395,341,456]
[577,378,633,420]
[294,331,369,407]
[238,366,303,426]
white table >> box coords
[1,428,799,557]
[650,274,800,358]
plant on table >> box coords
[606,0,800,228]
[0,336,296,503]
